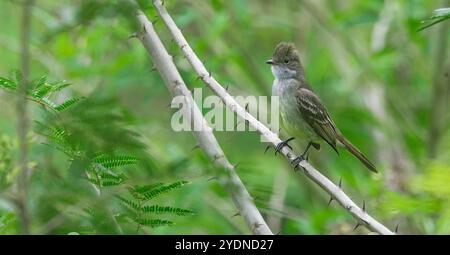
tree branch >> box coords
[134,10,272,235]
[15,0,35,235]
[152,0,394,235]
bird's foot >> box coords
[275,137,295,155]
[291,155,307,171]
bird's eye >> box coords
[284,59,290,64]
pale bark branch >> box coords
[134,10,272,235]
[152,0,394,235]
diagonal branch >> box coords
[134,10,272,235]
[152,0,394,235]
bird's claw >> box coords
[291,155,305,171]
[275,137,295,155]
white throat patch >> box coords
[271,65,297,80]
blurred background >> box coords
[0,0,449,234]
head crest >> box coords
[272,42,300,62]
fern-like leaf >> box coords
[54,97,84,111]
[141,205,194,216]
[116,196,140,211]
[35,121,71,150]
[32,75,47,90]
[100,180,125,187]
[130,181,189,201]
[92,154,138,169]
[33,84,54,99]
[98,172,127,187]
[48,80,71,92]
[0,77,16,90]
[133,218,174,228]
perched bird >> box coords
[266,42,377,173]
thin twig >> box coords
[134,9,272,235]
[152,0,394,235]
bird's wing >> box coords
[295,88,339,153]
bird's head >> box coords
[266,42,304,80]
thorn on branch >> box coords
[213,153,225,163]
[207,176,218,182]
[232,163,240,168]
[395,224,399,233]
[231,212,240,218]
[191,144,200,151]
[152,17,159,25]
[195,75,204,81]
[225,85,229,91]
[245,103,249,111]
[327,197,333,206]
[252,223,262,231]
[233,120,241,130]
[353,223,361,231]
[264,145,271,154]
[338,177,342,188]
[150,65,157,72]
[128,33,138,40]
[142,24,146,33]
[275,231,281,235]
[181,44,188,50]
[362,201,366,212]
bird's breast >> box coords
[273,79,317,141]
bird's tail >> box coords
[337,136,378,173]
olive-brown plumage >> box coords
[267,42,377,173]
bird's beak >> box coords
[265,59,274,65]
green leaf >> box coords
[141,205,194,216]
[130,181,189,201]
[48,80,71,92]
[116,196,140,211]
[33,84,54,98]
[35,121,70,147]
[32,75,48,90]
[92,154,138,169]
[32,80,71,99]
[98,173,127,187]
[54,97,84,111]
[134,218,174,228]
[0,77,16,90]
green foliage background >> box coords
[0,0,449,234]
